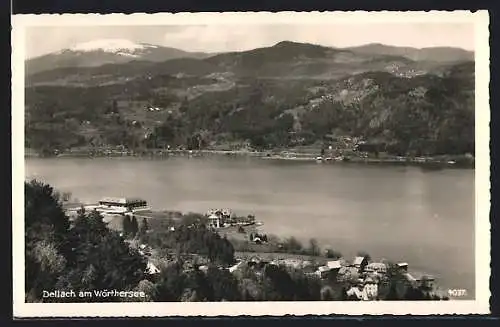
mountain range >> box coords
[26,39,473,78]
[26,38,213,75]
[345,43,473,62]
[24,39,475,158]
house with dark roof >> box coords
[397,262,409,272]
[145,261,161,275]
[365,262,387,274]
[352,256,369,271]
[405,272,435,289]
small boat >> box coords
[316,156,324,163]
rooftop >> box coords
[327,260,342,269]
[145,261,161,274]
[207,209,232,216]
[405,272,435,282]
[99,197,147,205]
[366,262,387,270]
[353,256,366,265]
[346,287,363,299]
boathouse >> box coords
[97,197,149,214]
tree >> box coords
[206,266,241,301]
[112,99,118,113]
[325,248,342,259]
[262,264,295,301]
[26,240,67,302]
[131,279,157,302]
[25,180,147,302]
[403,286,429,300]
[25,180,70,246]
[154,262,187,301]
[181,212,207,227]
[25,180,71,300]
[146,223,235,265]
[379,263,404,300]
[281,237,303,253]
[249,135,268,150]
[288,268,321,301]
[60,211,146,301]
[320,286,335,301]
[182,269,212,301]
[180,289,200,302]
[339,287,349,300]
[357,251,371,262]
[308,238,320,256]
[384,282,400,300]
[130,216,139,238]
[139,217,149,238]
[122,215,132,237]
[61,191,72,202]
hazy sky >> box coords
[25,23,475,59]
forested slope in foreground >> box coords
[25,180,447,302]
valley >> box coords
[24,40,475,159]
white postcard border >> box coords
[11,10,491,317]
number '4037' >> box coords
[448,289,467,297]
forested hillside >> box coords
[25,42,474,157]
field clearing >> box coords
[219,224,261,241]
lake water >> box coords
[25,156,475,299]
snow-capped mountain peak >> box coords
[68,38,158,54]
[27,40,212,75]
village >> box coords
[137,241,437,301]
[65,197,440,301]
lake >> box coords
[25,156,475,299]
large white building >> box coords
[96,197,150,215]
[207,213,222,228]
[206,209,231,228]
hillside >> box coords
[26,58,224,87]
[26,41,463,86]
[26,38,212,75]
[25,57,474,157]
[347,43,474,62]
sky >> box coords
[25,23,475,59]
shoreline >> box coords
[25,149,475,169]
[59,197,461,300]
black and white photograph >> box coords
[12,11,490,316]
